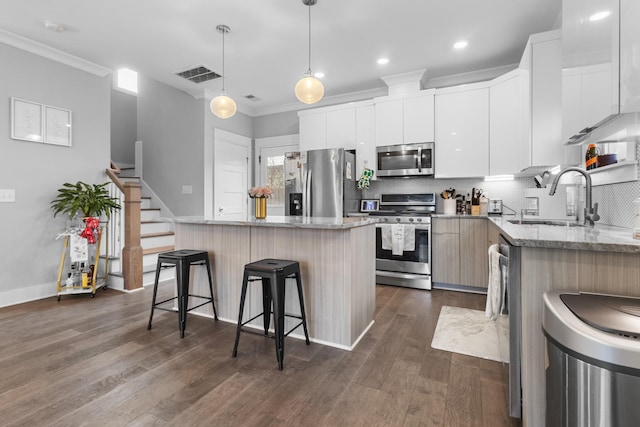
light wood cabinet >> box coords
[435,82,490,178]
[459,219,488,288]
[374,90,435,147]
[432,218,460,284]
[432,217,488,288]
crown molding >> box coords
[0,29,112,77]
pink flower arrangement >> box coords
[248,186,273,198]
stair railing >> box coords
[106,163,143,290]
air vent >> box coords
[175,66,221,84]
[244,94,261,101]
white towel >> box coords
[391,224,405,255]
[381,224,393,250]
[403,225,415,251]
[485,244,502,320]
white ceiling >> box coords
[0,0,561,117]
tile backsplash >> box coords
[361,175,640,229]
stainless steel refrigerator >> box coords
[284,148,358,217]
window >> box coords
[117,68,138,94]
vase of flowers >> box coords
[248,186,273,219]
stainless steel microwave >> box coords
[376,142,434,177]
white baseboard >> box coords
[0,281,58,308]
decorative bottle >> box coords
[585,144,599,170]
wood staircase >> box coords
[106,164,175,291]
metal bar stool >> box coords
[147,249,218,338]
[232,258,310,370]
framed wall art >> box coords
[44,105,72,147]
[10,97,43,142]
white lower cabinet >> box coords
[435,83,490,178]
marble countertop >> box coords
[489,216,640,253]
[157,215,377,230]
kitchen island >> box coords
[161,215,377,350]
[489,217,640,427]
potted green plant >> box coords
[51,181,121,220]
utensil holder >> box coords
[443,199,456,215]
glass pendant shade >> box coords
[295,74,324,104]
[210,24,236,119]
[210,92,237,119]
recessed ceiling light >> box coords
[453,40,468,50]
[314,72,325,79]
[377,58,389,65]
[589,10,611,21]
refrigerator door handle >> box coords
[304,170,312,217]
[417,146,422,173]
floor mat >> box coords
[430,305,509,363]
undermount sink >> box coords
[507,219,587,227]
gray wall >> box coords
[253,110,299,139]
[0,42,111,306]
[137,75,253,216]
[110,89,137,165]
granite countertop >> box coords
[431,214,489,219]
[489,216,640,253]
[156,215,377,230]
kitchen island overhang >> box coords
[158,215,377,350]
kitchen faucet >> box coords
[548,167,600,226]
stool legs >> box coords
[177,260,191,338]
[147,260,163,330]
[232,270,250,357]
[262,278,271,336]
[204,257,219,320]
[270,273,286,370]
[295,271,311,345]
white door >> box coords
[255,135,299,217]
[212,130,251,220]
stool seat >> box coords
[147,249,218,338]
[232,258,310,370]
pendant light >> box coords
[295,0,324,104]
[210,24,237,119]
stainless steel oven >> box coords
[370,193,435,290]
[376,142,434,177]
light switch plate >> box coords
[182,185,193,195]
[0,189,16,203]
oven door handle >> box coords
[375,223,430,230]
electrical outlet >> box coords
[182,185,193,195]
[0,189,16,203]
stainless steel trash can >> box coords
[543,290,640,427]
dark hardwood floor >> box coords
[0,283,521,426]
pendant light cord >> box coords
[221,28,226,92]
[307,4,312,74]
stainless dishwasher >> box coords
[500,234,522,419]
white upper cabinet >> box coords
[298,111,326,151]
[374,90,435,146]
[519,30,568,167]
[298,103,362,151]
[326,107,356,150]
[489,70,528,175]
[355,103,376,181]
[562,0,619,141]
[435,82,490,178]
[374,98,403,146]
[620,0,640,113]
[403,93,435,143]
